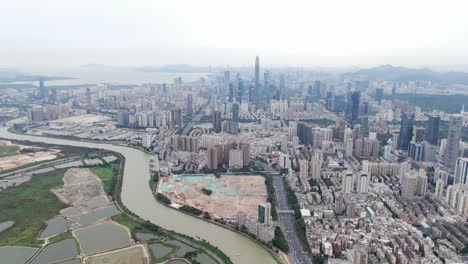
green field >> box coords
[0,169,67,247]
[90,163,119,195]
[0,145,19,157]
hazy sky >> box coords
[1,0,468,69]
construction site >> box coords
[160,174,267,220]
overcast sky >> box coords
[1,0,468,69]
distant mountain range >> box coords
[343,64,468,84]
[136,64,212,73]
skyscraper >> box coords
[375,88,384,103]
[86,87,91,107]
[425,115,440,145]
[263,70,270,103]
[224,71,230,84]
[212,110,222,133]
[237,79,244,103]
[254,56,260,107]
[279,74,285,99]
[186,94,193,118]
[228,83,234,103]
[313,80,321,100]
[398,112,415,150]
[445,114,463,171]
[39,77,46,99]
[350,91,361,125]
[228,102,240,134]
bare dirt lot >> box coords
[160,175,267,219]
[0,141,59,171]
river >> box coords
[0,126,277,264]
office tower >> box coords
[39,77,46,99]
[326,91,334,111]
[86,87,91,106]
[408,141,424,161]
[279,74,285,99]
[398,112,415,150]
[392,84,397,99]
[254,56,260,107]
[162,83,167,93]
[314,80,321,100]
[375,88,384,103]
[454,157,468,185]
[237,79,244,103]
[186,94,193,118]
[426,115,440,145]
[445,114,463,171]
[336,118,346,142]
[413,126,425,143]
[228,83,234,102]
[227,103,239,134]
[350,91,361,125]
[212,110,222,133]
[224,71,230,84]
[258,202,271,225]
[263,70,270,103]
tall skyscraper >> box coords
[313,80,321,100]
[350,91,361,125]
[212,110,222,133]
[237,79,244,103]
[39,77,46,99]
[86,87,91,107]
[186,94,193,118]
[263,70,270,103]
[425,115,440,145]
[413,126,426,143]
[445,114,463,171]
[398,112,415,150]
[228,83,234,103]
[224,71,230,84]
[279,74,285,99]
[375,88,384,103]
[254,56,260,107]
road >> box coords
[255,160,313,264]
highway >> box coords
[255,160,313,264]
